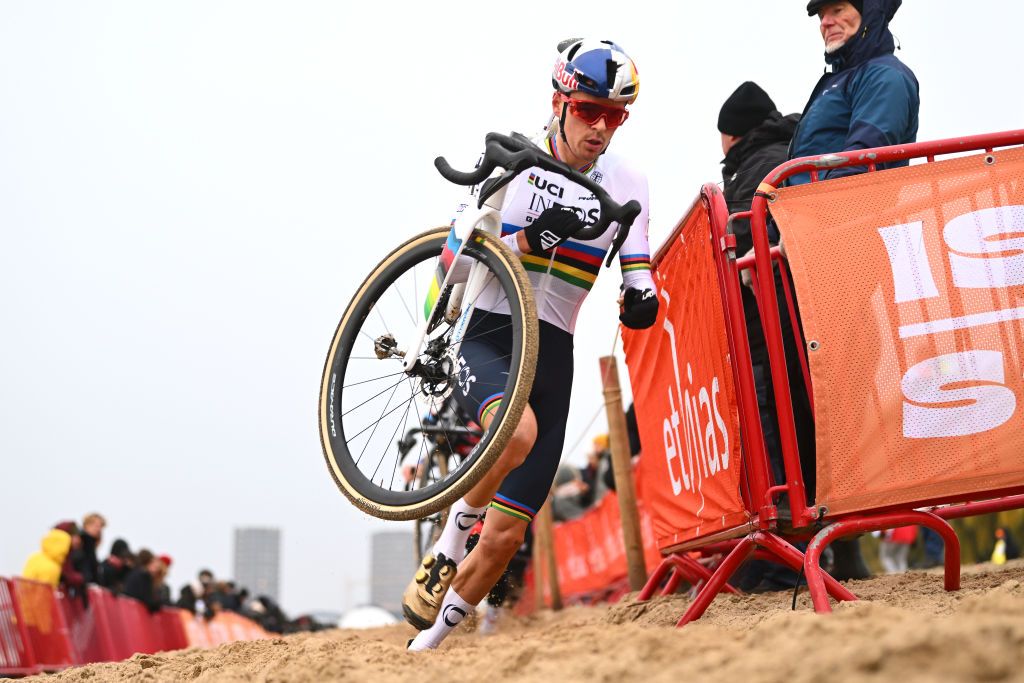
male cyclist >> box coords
[404,38,658,651]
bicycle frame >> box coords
[400,182,510,377]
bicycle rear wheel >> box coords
[319,227,537,520]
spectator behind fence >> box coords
[157,554,174,605]
[177,568,215,618]
[123,549,164,613]
[99,538,134,594]
[788,0,919,187]
[209,580,243,613]
[878,525,917,573]
[22,526,74,588]
[551,463,588,522]
[992,527,1021,565]
[54,520,88,606]
[578,434,611,508]
[718,81,800,489]
[75,512,106,586]
[716,83,804,595]
[746,0,920,583]
[604,404,643,494]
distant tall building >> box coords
[233,527,281,602]
[370,531,415,616]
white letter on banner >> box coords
[663,410,682,496]
[944,206,1024,289]
[878,221,940,303]
[901,350,1015,438]
[711,376,730,470]
[662,305,692,492]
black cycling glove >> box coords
[619,287,659,329]
[523,206,585,255]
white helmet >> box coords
[551,38,640,104]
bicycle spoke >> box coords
[342,376,410,418]
[353,384,414,466]
[395,281,417,327]
[343,370,408,390]
[373,388,416,484]
[406,376,432,489]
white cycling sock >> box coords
[407,588,474,651]
[431,499,487,564]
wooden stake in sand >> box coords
[599,355,648,590]
[534,497,562,610]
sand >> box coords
[17,560,1024,683]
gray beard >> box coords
[825,38,848,54]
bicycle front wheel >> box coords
[319,228,538,520]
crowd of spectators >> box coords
[19,513,319,635]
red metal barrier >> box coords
[0,577,36,676]
[541,492,663,605]
[1,580,269,676]
[619,133,1024,627]
[116,595,158,658]
[62,588,115,664]
[153,608,189,652]
[10,578,76,672]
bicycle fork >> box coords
[400,186,509,376]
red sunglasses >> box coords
[559,94,630,128]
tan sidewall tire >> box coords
[319,228,537,520]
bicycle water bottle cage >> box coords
[434,132,642,267]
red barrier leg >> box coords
[672,554,740,596]
[638,553,742,603]
[661,567,686,596]
[676,536,756,626]
[755,531,857,603]
[804,510,961,613]
[637,555,677,601]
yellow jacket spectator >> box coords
[22,528,73,587]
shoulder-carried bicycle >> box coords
[318,131,641,520]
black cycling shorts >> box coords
[453,310,573,522]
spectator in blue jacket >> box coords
[789,0,920,185]
[772,0,919,582]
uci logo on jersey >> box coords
[528,173,564,199]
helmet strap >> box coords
[559,101,569,145]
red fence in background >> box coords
[0,578,269,677]
[530,492,663,605]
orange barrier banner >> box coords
[771,147,1024,515]
[623,199,748,550]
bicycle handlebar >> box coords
[434,132,642,266]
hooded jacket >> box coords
[22,529,73,587]
[789,0,919,185]
[723,111,801,346]
[724,111,801,255]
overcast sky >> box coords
[2,2,1022,616]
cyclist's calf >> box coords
[491,406,538,476]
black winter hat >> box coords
[717,81,777,137]
[807,0,863,16]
